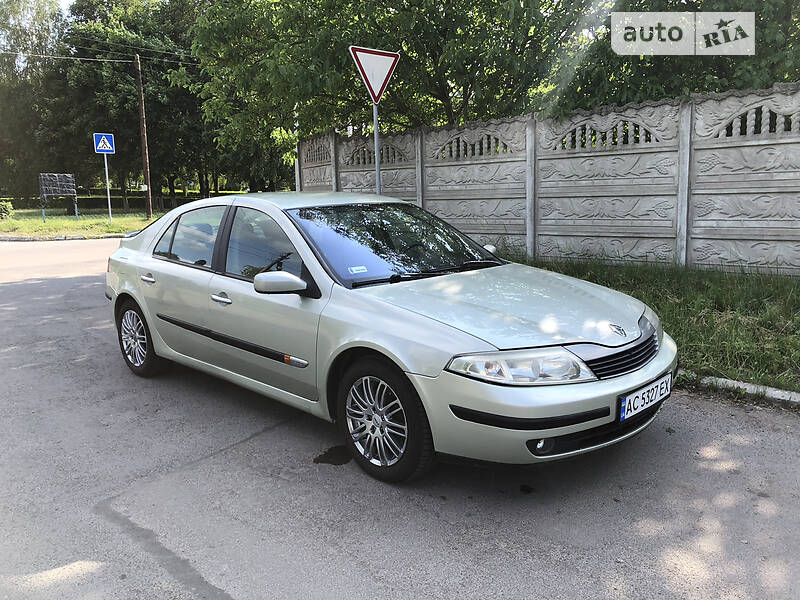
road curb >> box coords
[678,369,799,405]
[0,234,125,242]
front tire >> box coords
[338,358,435,482]
[116,300,164,377]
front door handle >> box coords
[140,273,156,283]
[211,293,232,305]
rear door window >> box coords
[160,206,226,267]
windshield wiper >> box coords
[350,260,503,288]
[351,271,443,288]
[426,259,504,274]
[457,259,503,269]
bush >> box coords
[0,201,14,220]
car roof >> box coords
[225,191,400,211]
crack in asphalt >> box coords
[92,417,298,599]
[94,498,235,600]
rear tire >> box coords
[338,358,435,482]
[116,300,164,377]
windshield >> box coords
[287,203,499,287]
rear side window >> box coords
[225,207,303,280]
[153,221,177,259]
[159,206,225,267]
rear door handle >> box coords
[211,293,232,305]
[140,273,156,283]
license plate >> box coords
[619,372,671,422]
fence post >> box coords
[415,129,424,208]
[675,101,693,266]
[330,132,339,192]
[525,115,536,259]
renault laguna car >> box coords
[106,192,678,481]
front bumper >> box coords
[408,332,678,464]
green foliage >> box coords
[0,200,13,219]
[542,0,800,117]
[0,0,65,198]
[0,0,290,202]
[193,0,800,133]
[1,0,798,196]
[193,0,600,134]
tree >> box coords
[3,0,797,202]
[194,0,800,138]
[551,0,800,116]
[193,0,598,136]
[0,0,64,199]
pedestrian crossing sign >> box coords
[93,133,115,154]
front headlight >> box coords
[446,347,597,386]
[643,304,664,344]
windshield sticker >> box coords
[347,265,368,274]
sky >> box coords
[59,0,73,14]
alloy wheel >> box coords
[345,376,408,467]
[120,309,147,367]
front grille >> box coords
[566,315,660,380]
[584,331,659,379]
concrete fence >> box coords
[296,82,800,274]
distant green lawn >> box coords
[0,208,165,237]
[518,258,800,393]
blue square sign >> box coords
[93,133,115,154]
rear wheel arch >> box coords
[114,292,138,323]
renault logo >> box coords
[609,323,626,337]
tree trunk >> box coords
[198,170,209,197]
[213,172,219,195]
[151,173,163,211]
[121,173,129,212]
[168,176,176,208]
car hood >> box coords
[356,263,646,350]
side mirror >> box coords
[483,244,497,254]
[253,271,308,294]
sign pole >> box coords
[373,103,381,195]
[103,153,112,222]
[348,46,399,196]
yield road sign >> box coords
[93,133,115,154]
[349,46,400,104]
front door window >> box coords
[225,207,303,280]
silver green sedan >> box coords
[106,192,678,481]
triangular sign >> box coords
[349,46,400,104]
[96,136,113,151]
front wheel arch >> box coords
[325,346,410,422]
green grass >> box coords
[0,208,165,237]
[513,257,800,393]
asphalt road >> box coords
[1,239,798,600]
